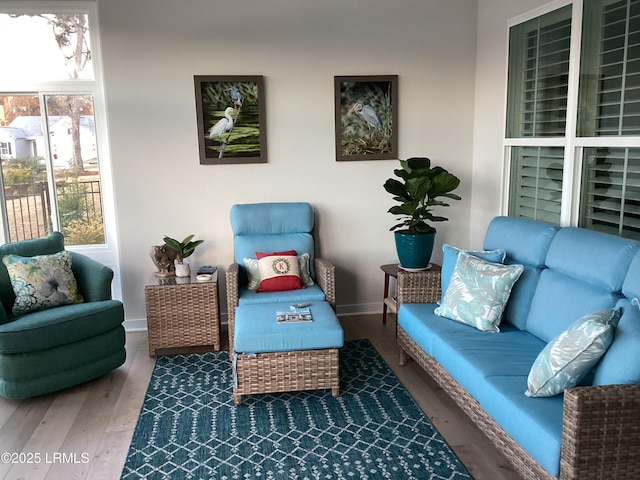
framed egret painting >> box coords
[194,75,267,164]
[334,75,398,161]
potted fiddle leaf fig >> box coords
[383,157,461,269]
[163,234,204,277]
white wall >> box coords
[97,0,478,329]
[470,0,563,244]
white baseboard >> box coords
[123,318,148,332]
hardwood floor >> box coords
[0,314,520,480]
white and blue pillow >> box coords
[435,251,523,332]
[525,307,621,397]
[440,244,506,303]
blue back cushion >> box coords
[525,227,639,342]
[593,252,640,385]
[592,297,640,386]
[622,249,640,299]
[483,216,559,330]
[231,203,316,284]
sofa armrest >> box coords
[396,269,441,304]
[71,252,114,302]
[314,258,335,310]
[560,383,640,479]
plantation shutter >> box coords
[506,5,572,138]
[579,0,640,136]
[577,0,640,240]
[580,147,640,237]
[509,146,564,223]
[506,6,571,222]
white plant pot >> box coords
[175,262,190,277]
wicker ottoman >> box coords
[231,301,344,405]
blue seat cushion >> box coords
[398,304,562,476]
[238,284,326,305]
[234,301,343,354]
[399,304,545,377]
[477,376,563,477]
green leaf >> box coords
[384,157,461,232]
[383,178,407,197]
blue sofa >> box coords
[396,217,640,479]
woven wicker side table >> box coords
[145,270,220,357]
[381,263,441,335]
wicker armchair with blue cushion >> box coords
[226,202,342,404]
[0,232,125,399]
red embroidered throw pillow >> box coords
[256,250,304,292]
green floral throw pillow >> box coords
[2,251,84,315]
[525,307,621,397]
[434,251,524,332]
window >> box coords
[0,11,105,245]
[0,93,105,243]
[506,6,572,138]
[0,2,121,298]
[505,0,640,240]
[0,142,11,159]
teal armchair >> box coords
[0,232,125,399]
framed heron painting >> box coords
[334,75,398,161]
[194,75,267,165]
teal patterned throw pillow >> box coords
[525,308,621,398]
[434,251,524,332]
[2,251,84,315]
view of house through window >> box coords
[0,94,104,244]
[505,0,640,240]
[0,12,105,245]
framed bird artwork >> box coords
[194,75,267,164]
[334,75,398,161]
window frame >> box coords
[0,0,121,300]
[504,0,640,234]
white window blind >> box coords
[509,146,564,223]
[507,5,572,137]
[580,147,640,237]
[506,1,640,241]
[579,0,640,136]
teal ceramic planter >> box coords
[394,231,435,269]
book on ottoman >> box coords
[277,307,312,323]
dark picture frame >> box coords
[194,75,267,165]
[334,75,398,161]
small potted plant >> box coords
[383,157,461,269]
[163,234,204,277]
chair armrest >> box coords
[560,383,640,479]
[226,262,240,352]
[314,258,335,310]
[396,270,441,304]
[71,252,114,302]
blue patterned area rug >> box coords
[121,339,471,480]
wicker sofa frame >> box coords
[396,268,640,480]
[226,258,338,405]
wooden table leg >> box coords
[382,272,390,324]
